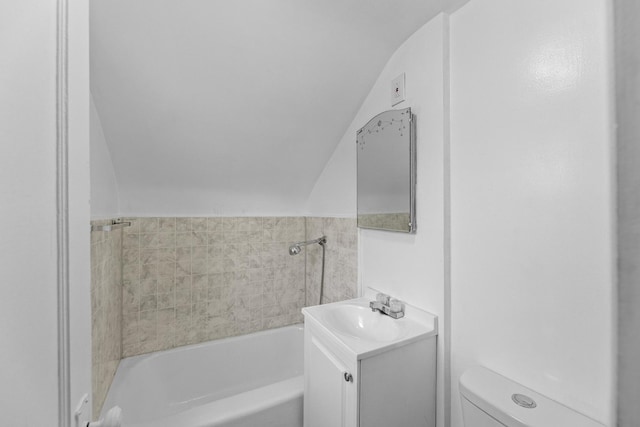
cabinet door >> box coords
[304,335,357,427]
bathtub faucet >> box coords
[369,293,405,319]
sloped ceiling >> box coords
[90,0,463,215]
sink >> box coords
[323,304,407,342]
[302,290,437,359]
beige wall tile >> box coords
[158,217,176,232]
[192,217,207,231]
[90,219,124,415]
[96,216,358,374]
[138,217,159,233]
[176,218,192,232]
[305,217,358,305]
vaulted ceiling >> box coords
[90,0,466,214]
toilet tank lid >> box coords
[459,367,605,427]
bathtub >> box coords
[101,325,304,427]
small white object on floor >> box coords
[88,406,122,427]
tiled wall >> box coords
[90,220,122,416]
[120,217,306,357]
[90,215,359,406]
[305,218,358,306]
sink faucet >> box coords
[370,293,405,319]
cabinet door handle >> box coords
[344,372,353,383]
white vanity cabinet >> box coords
[304,320,358,427]
[303,294,437,427]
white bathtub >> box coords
[101,325,304,427]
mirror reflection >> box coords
[357,108,415,233]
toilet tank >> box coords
[459,367,605,427]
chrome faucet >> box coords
[370,293,405,319]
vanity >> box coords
[302,288,437,427]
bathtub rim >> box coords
[119,323,304,367]
[100,323,305,421]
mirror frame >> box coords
[356,108,416,233]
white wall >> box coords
[306,16,448,427]
[0,1,60,423]
[91,95,120,219]
[450,1,614,426]
[118,187,309,217]
[0,1,91,424]
[70,0,93,422]
[90,0,448,217]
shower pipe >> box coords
[288,236,327,306]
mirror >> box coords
[357,107,416,233]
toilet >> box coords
[459,366,605,427]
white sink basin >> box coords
[323,304,407,342]
[302,290,437,359]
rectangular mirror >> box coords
[357,107,416,233]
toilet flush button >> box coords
[512,393,537,409]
